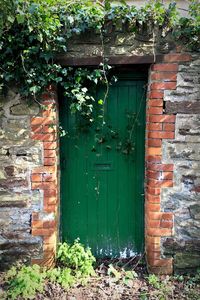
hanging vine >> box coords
[0,0,199,130]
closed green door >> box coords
[60,72,146,258]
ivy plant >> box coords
[0,0,199,128]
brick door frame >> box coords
[30,53,192,274]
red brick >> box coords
[32,228,54,236]
[148,91,164,99]
[146,155,162,163]
[148,99,163,107]
[161,212,173,220]
[160,220,173,229]
[147,251,161,260]
[43,244,56,252]
[146,236,161,245]
[147,220,162,228]
[147,107,163,114]
[146,203,161,212]
[31,125,43,133]
[148,179,173,188]
[147,170,161,180]
[163,123,175,131]
[45,197,57,205]
[43,125,56,133]
[147,163,174,172]
[147,170,173,180]
[44,204,57,213]
[32,166,56,174]
[41,93,54,101]
[164,53,191,62]
[44,189,57,197]
[42,109,57,118]
[43,233,57,245]
[31,117,56,126]
[146,187,161,195]
[147,258,173,267]
[149,115,176,123]
[32,220,43,228]
[147,228,172,236]
[31,174,42,182]
[151,72,177,81]
[146,194,161,203]
[32,182,56,190]
[44,157,56,166]
[31,133,56,141]
[41,101,55,108]
[46,84,57,92]
[147,147,162,156]
[146,245,161,255]
[32,212,39,221]
[162,172,173,180]
[43,220,56,229]
[151,82,177,90]
[44,149,56,158]
[146,212,165,220]
[43,174,55,182]
[147,139,162,147]
[151,63,178,72]
[148,131,175,139]
[43,142,57,150]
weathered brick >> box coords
[151,63,178,72]
[148,99,163,107]
[164,53,191,62]
[147,147,162,156]
[149,115,176,123]
[148,131,175,139]
[147,139,162,147]
[148,91,164,99]
[151,72,177,81]
[151,82,177,90]
[147,107,163,114]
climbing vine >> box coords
[0,0,199,120]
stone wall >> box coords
[144,53,200,274]
[161,55,200,273]
[0,88,59,270]
[0,90,43,270]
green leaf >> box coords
[7,16,15,23]
[16,14,25,24]
[98,99,103,105]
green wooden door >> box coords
[60,72,146,258]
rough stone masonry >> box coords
[0,90,43,270]
[161,55,200,273]
[0,28,200,273]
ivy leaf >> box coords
[81,87,88,93]
[67,16,74,24]
[7,16,15,23]
[16,14,25,24]
[37,33,43,43]
[98,99,103,105]
[29,86,39,94]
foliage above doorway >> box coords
[0,0,199,118]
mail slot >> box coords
[93,162,113,171]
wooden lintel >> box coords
[56,55,164,66]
